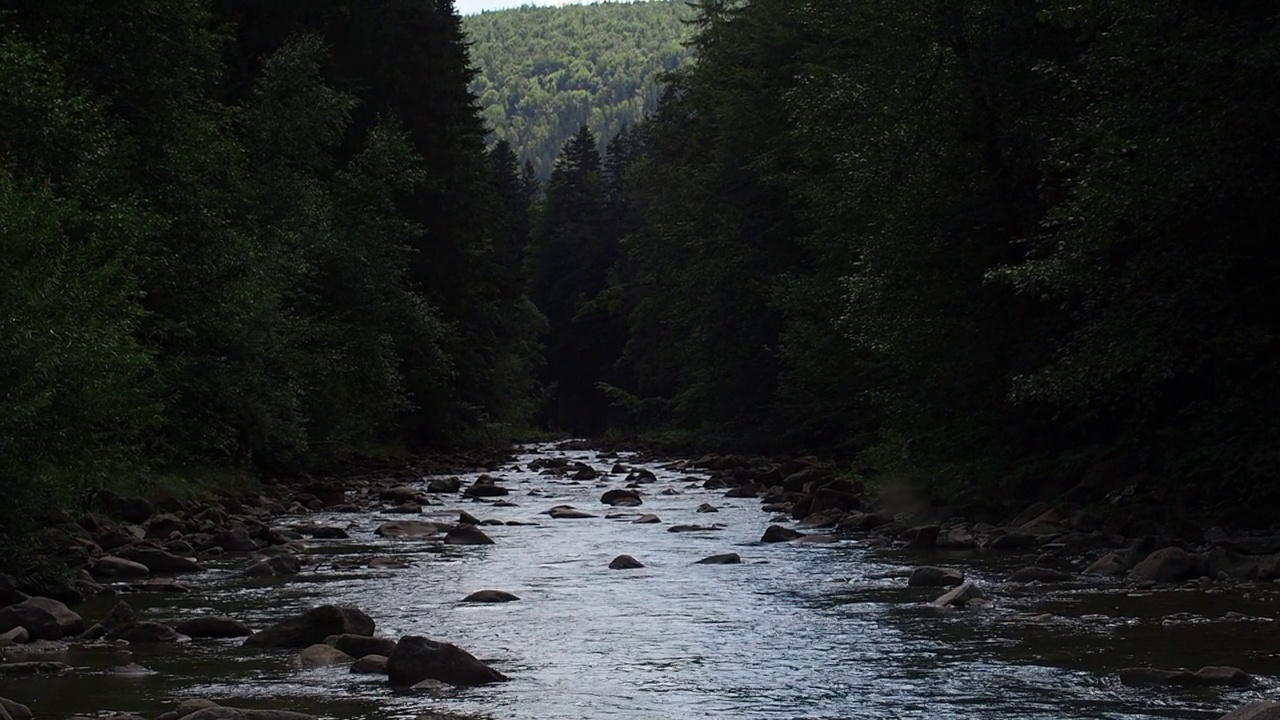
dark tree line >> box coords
[0,0,542,564]
[529,0,1280,523]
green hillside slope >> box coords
[463,0,693,179]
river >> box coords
[3,443,1278,719]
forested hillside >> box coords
[463,0,692,179]
[0,0,541,570]
[533,0,1280,526]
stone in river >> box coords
[444,525,495,545]
[608,555,644,570]
[632,514,661,524]
[696,553,742,565]
[462,590,520,603]
[174,616,253,638]
[243,605,374,648]
[761,525,803,543]
[386,635,508,687]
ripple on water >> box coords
[2,443,1277,719]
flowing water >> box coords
[5,443,1280,719]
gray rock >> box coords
[90,556,151,579]
[1007,566,1074,583]
[632,514,660,524]
[0,697,33,720]
[244,555,302,577]
[117,547,205,573]
[931,580,985,607]
[908,566,965,587]
[1118,667,1199,686]
[1084,552,1129,577]
[1219,702,1280,720]
[109,621,181,643]
[288,643,353,669]
[695,553,742,565]
[462,590,520,603]
[548,507,596,519]
[375,521,439,538]
[386,635,508,687]
[243,605,374,648]
[608,555,644,570]
[761,525,803,543]
[327,633,397,658]
[0,626,29,644]
[443,525,494,545]
[350,654,389,674]
[0,597,83,640]
[1130,547,1199,583]
[600,489,642,507]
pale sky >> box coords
[457,0,585,16]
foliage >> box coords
[463,0,693,179]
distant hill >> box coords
[463,0,694,180]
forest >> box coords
[463,0,691,179]
[2,0,1279,577]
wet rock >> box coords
[350,654,389,674]
[90,556,151,579]
[0,697,32,720]
[380,486,425,504]
[794,533,838,544]
[408,678,455,697]
[907,566,964,587]
[289,643,353,669]
[1219,702,1280,720]
[839,511,892,532]
[244,555,301,577]
[462,590,519,603]
[724,484,762,498]
[625,469,657,484]
[549,506,596,519]
[668,524,722,533]
[936,525,977,549]
[299,525,349,539]
[798,512,840,529]
[327,633,397,658]
[117,547,204,573]
[458,511,482,525]
[444,525,494,545]
[213,529,259,552]
[0,661,70,675]
[174,616,253,638]
[1195,666,1254,687]
[609,555,644,570]
[109,621,181,643]
[632,514,661,524]
[931,580,985,607]
[809,488,861,516]
[1084,552,1129,577]
[696,553,742,565]
[243,605,374,648]
[184,708,317,720]
[1008,567,1074,583]
[696,503,718,513]
[0,597,83,640]
[1118,667,1200,686]
[903,525,941,549]
[0,626,29,644]
[1009,501,1051,528]
[113,662,158,676]
[600,489,642,507]
[375,521,438,538]
[386,635,509,687]
[1130,547,1199,583]
[985,530,1040,550]
[370,557,411,569]
[463,477,510,498]
[426,476,462,494]
[761,525,803,543]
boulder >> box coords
[1083,552,1129,577]
[600,489,642,507]
[696,503,718,513]
[425,477,463,494]
[985,531,1040,550]
[117,547,204,573]
[1219,703,1280,720]
[375,521,439,538]
[463,479,510,498]
[1130,547,1199,583]
[1007,567,1074,583]
[1195,666,1254,687]
[213,529,258,552]
[931,580,985,607]
[907,566,964,588]
[632,514,661,524]
[809,488,861,516]
[175,616,253,638]
[109,621,181,643]
[0,661,70,675]
[936,525,977,549]
[608,555,644,570]
[0,697,32,720]
[443,525,494,546]
[379,486,424,504]
[0,626,30,644]
[668,524,721,533]
[0,597,83,640]
[696,553,742,565]
[350,654,389,674]
[327,633,397,658]
[288,643,353,669]
[761,525,803,543]
[549,507,596,519]
[90,556,151,579]
[386,635,508,687]
[243,605,374,648]
[244,555,302,577]
[462,590,520,603]
[184,709,316,720]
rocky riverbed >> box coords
[2,442,1280,720]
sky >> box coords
[456,0,588,16]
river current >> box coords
[4,443,1279,719]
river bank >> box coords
[2,442,1278,719]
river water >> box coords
[4,444,1279,719]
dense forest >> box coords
[3,0,1279,577]
[534,0,1280,527]
[0,0,542,568]
[463,0,691,179]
